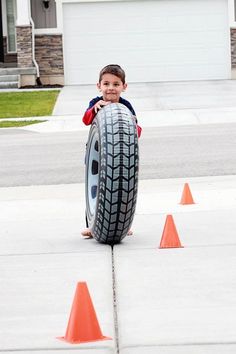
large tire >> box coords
[85,103,139,245]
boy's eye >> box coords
[102,82,120,87]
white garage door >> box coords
[62,0,231,85]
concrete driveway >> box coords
[53,79,236,115]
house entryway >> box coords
[0,0,4,64]
[0,0,18,89]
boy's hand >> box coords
[94,100,111,113]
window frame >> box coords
[229,0,236,28]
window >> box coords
[6,0,16,52]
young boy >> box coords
[81,64,141,238]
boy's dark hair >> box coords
[99,64,126,84]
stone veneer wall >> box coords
[231,28,236,69]
[35,34,64,84]
[16,26,33,67]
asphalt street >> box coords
[1,123,236,187]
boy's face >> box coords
[97,73,127,103]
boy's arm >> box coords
[132,115,142,138]
[82,107,96,125]
[137,124,142,138]
[82,98,110,125]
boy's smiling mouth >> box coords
[107,93,117,97]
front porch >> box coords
[0,0,64,88]
[0,67,37,88]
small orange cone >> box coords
[180,183,195,205]
[58,282,111,344]
[159,215,183,248]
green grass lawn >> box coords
[0,120,46,128]
[0,90,60,119]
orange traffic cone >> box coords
[180,183,195,205]
[159,214,183,248]
[58,282,111,344]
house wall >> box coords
[31,0,57,29]
[16,25,33,67]
[35,34,64,85]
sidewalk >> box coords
[1,176,236,353]
[9,105,236,133]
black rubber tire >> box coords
[85,103,139,245]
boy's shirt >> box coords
[82,96,142,137]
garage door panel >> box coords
[68,33,148,49]
[67,45,226,67]
[63,0,230,85]
[66,30,227,52]
[65,63,228,86]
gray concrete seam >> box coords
[112,247,120,354]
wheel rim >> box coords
[87,130,99,217]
